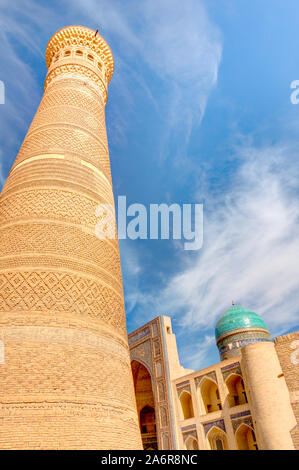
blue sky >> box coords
[0,0,299,369]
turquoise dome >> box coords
[215,305,269,341]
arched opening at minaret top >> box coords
[131,360,157,450]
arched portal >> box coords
[235,424,258,450]
[131,360,157,450]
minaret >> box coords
[0,26,142,450]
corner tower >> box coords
[0,26,142,449]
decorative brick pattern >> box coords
[0,26,142,450]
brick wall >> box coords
[274,332,299,449]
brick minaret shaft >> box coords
[0,26,142,450]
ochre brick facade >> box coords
[274,332,299,449]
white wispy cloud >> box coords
[159,143,299,338]
[121,142,299,368]
[120,239,142,314]
[0,0,222,174]
[119,239,160,330]
[179,334,215,370]
[141,1,221,117]
[0,0,56,180]
[67,0,222,157]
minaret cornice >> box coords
[45,25,114,83]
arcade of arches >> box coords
[128,316,298,450]
[131,360,157,450]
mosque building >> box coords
[129,305,298,450]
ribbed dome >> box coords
[215,305,269,341]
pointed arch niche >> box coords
[179,390,195,420]
[207,426,228,450]
[225,373,248,407]
[131,360,157,450]
[198,377,222,414]
[185,435,199,450]
[235,423,258,450]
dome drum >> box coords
[215,305,272,361]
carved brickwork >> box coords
[45,26,114,83]
[0,271,125,332]
[0,26,142,450]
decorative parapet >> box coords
[274,332,299,344]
